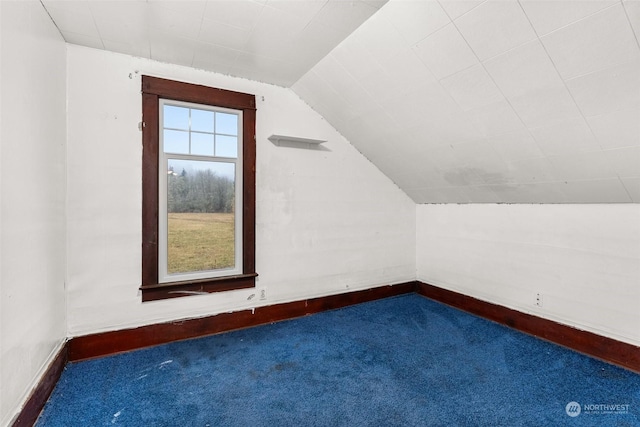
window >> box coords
[141,76,257,302]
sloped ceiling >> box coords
[41,0,386,87]
[293,0,640,203]
[42,0,640,203]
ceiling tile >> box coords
[454,0,537,61]
[507,157,562,184]
[89,1,149,42]
[420,145,463,171]
[44,0,383,89]
[383,0,450,45]
[603,146,640,178]
[484,184,522,203]
[566,60,640,117]
[438,0,486,20]
[203,0,263,30]
[311,56,373,109]
[560,178,632,203]
[440,64,504,111]
[404,113,482,147]
[43,0,639,204]
[620,176,640,202]
[586,108,640,150]
[61,31,105,51]
[362,0,388,9]
[509,84,582,129]
[102,39,150,59]
[406,116,478,148]
[463,185,503,203]
[42,3,100,36]
[148,0,207,17]
[353,9,407,69]
[242,6,308,58]
[521,182,570,203]
[192,41,240,74]
[418,167,453,188]
[231,53,303,86]
[395,81,462,119]
[357,69,412,105]
[265,0,326,24]
[148,3,203,39]
[387,98,436,130]
[440,167,486,187]
[199,18,251,51]
[547,150,615,181]
[330,38,386,83]
[149,31,196,67]
[519,0,618,36]
[413,23,478,80]
[425,186,473,203]
[467,99,525,137]
[464,157,514,185]
[450,140,513,184]
[483,40,563,99]
[530,117,600,156]
[313,0,380,33]
[624,0,640,38]
[384,49,438,89]
[540,4,640,80]
[487,130,545,163]
[489,182,567,203]
[284,21,349,67]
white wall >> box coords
[417,204,640,346]
[65,45,416,336]
[0,2,67,425]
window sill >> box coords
[140,273,257,302]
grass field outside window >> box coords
[167,212,235,274]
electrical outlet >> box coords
[259,288,267,300]
[536,293,543,307]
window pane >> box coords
[216,112,238,135]
[164,105,189,130]
[163,129,189,154]
[216,135,238,158]
[191,132,214,156]
[191,108,214,132]
[166,159,236,274]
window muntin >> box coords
[141,75,256,302]
[158,99,243,283]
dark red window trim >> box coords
[140,75,257,302]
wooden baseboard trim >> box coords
[415,282,640,373]
[68,282,417,362]
[11,343,68,427]
[13,280,639,426]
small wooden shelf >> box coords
[268,134,326,147]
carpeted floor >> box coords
[36,294,640,426]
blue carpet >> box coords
[36,294,640,426]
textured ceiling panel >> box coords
[41,0,640,203]
[293,0,640,203]
[41,0,385,87]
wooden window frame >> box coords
[140,76,257,302]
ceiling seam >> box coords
[516,0,621,178]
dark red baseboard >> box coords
[13,280,639,426]
[415,282,640,373]
[11,344,68,427]
[68,282,417,361]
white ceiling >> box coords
[41,0,385,87]
[42,0,640,203]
